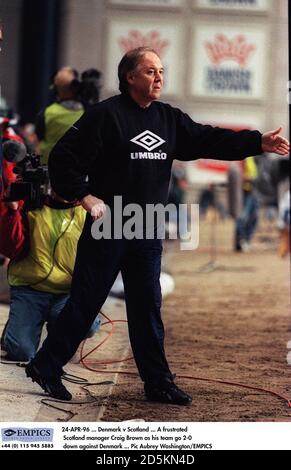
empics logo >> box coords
[130,130,165,152]
[1,427,54,442]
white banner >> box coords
[191,23,268,100]
[1,422,291,450]
[105,18,183,96]
[195,0,271,11]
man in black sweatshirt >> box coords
[25,47,289,404]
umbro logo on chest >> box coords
[130,130,165,151]
[130,130,167,160]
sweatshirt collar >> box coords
[120,93,154,111]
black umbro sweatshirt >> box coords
[48,93,262,206]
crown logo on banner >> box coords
[204,34,256,66]
[118,30,170,56]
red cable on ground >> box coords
[80,311,134,367]
[178,374,291,408]
[79,312,291,408]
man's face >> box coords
[127,51,164,106]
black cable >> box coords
[62,371,113,387]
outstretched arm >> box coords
[175,110,263,161]
[175,109,290,161]
[261,127,290,155]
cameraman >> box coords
[0,186,100,362]
[35,66,83,165]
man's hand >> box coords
[81,194,106,221]
[4,201,19,211]
[262,127,290,155]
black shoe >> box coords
[25,362,72,401]
[144,381,192,406]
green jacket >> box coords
[8,204,86,294]
[39,102,83,164]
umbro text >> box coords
[130,152,167,160]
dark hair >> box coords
[81,68,102,81]
[118,46,159,94]
[80,68,103,110]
